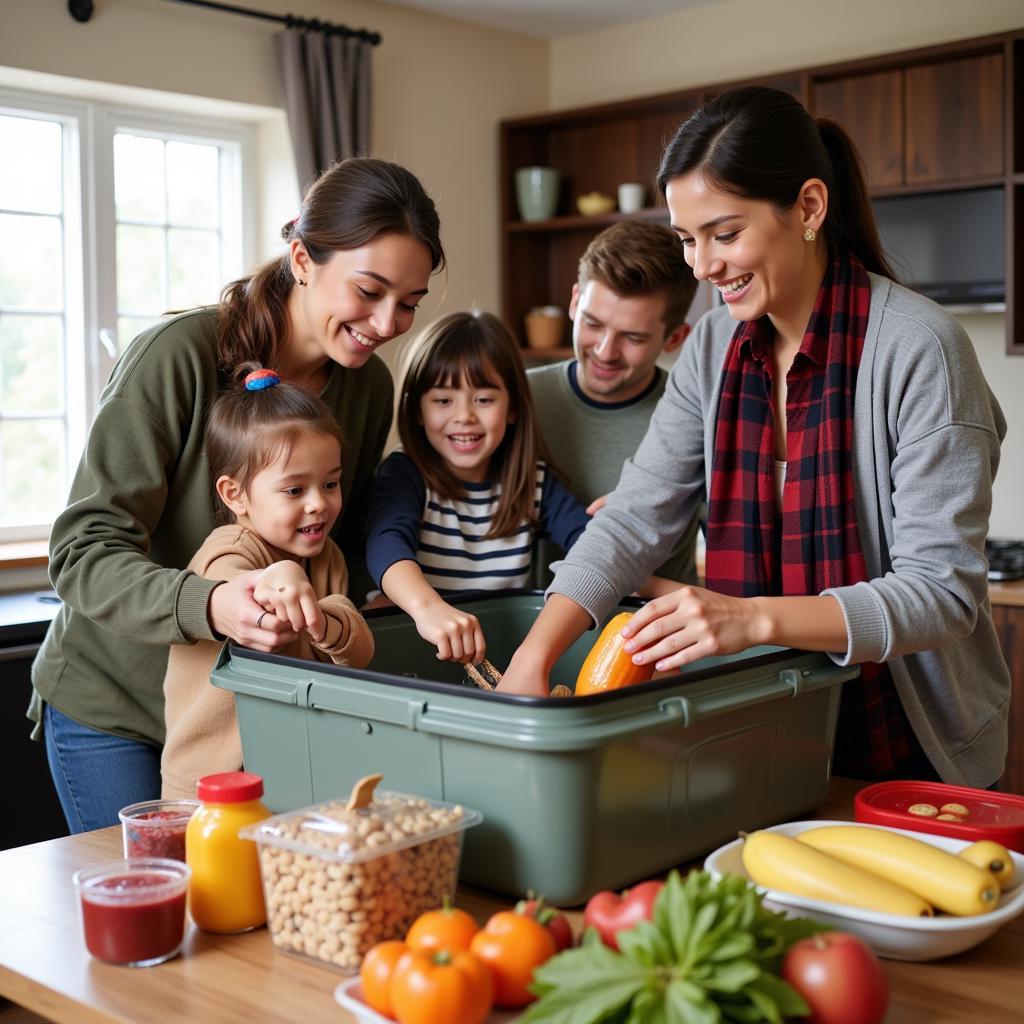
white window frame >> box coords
[0,87,256,542]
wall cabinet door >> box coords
[992,605,1024,795]
[813,70,903,189]
[905,53,1004,184]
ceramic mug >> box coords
[617,182,645,214]
[515,167,559,221]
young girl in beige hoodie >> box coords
[161,365,373,799]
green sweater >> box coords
[528,360,700,586]
[30,307,393,747]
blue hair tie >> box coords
[245,369,280,391]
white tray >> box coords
[335,977,522,1022]
[704,819,1024,961]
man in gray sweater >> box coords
[528,220,702,586]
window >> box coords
[0,90,250,541]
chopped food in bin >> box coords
[908,803,939,818]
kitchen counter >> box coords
[989,578,1024,608]
[0,777,1021,1023]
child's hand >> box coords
[254,560,325,637]
[412,600,486,664]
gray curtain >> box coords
[273,29,372,191]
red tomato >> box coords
[781,932,889,1024]
[469,910,557,1007]
[360,940,408,1018]
[515,898,575,951]
[405,903,479,953]
[582,880,664,950]
[389,948,493,1024]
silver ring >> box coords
[256,610,269,629]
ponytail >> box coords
[658,87,897,281]
[816,119,896,279]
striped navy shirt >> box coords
[366,451,590,593]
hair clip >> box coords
[244,368,281,391]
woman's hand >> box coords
[496,594,593,697]
[208,569,298,652]
[494,648,551,697]
[253,560,328,639]
[411,600,485,664]
[621,586,771,671]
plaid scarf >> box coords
[705,255,934,781]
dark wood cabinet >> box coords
[501,31,1024,356]
[813,70,903,189]
[993,603,1024,795]
[905,53,1004,184]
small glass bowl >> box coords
[119,799,199,861]
[73,858,191,967]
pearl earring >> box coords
[803,227,817,242]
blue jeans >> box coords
[44,704,162,834]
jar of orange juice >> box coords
[186,771,270,933]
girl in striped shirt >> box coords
[366,311,590,664]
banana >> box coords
[740,830,933,917]
[798,825,1000,916]
[958,840,1016,890]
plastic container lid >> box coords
[196,771,264,804]
[240,790,482,864]
[854,780,1024,852]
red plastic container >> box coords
[854,780,1024,852]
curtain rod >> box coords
[67,0,382,45]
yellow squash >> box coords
[740,829,933,917]
[575,612,654,696]
[798,825,1000,916]
[958,840,1016,890]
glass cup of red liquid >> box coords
[73,858,191,967]
[119,799,199,861]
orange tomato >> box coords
[389,948,494,1024]
[405,901,479,953]
[469,909,557,1008]
[360,940,408,1019]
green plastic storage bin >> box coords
[211,592,857,905]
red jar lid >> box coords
[196,771,264,804]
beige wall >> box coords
[552,0,1024,539]
[0,0,550,328]
[550,0,1024,108]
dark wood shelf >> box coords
[506,208,669,233]
[869,176,1006,199]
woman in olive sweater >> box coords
[31,158,445,832]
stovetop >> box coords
[986,539,1024,582]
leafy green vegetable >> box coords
[524,870,826,1024]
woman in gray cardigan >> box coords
[499,87,1009,788]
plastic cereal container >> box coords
[855,780,1024,852]
[241,774,481,972]
[73,858,191,967]
[119,799,199,861]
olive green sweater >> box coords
[30,307,393,747]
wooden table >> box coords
[1,778,1022,1024]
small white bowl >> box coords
[704,819,1024,961]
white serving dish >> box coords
[334,978,520,1023]
[704,819,1024,962]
